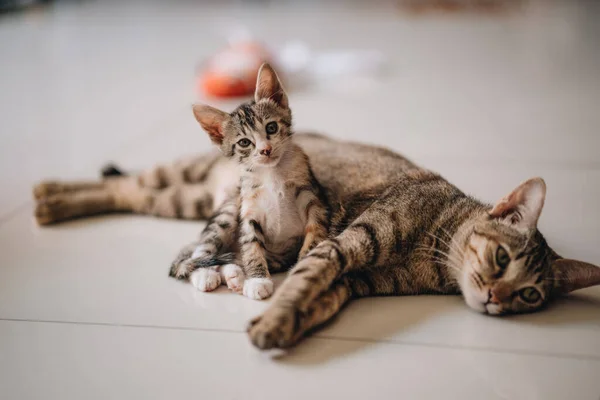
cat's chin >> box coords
[256,156,281,168]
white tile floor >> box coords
[1,1,599,399]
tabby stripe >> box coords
[290,265,311,275]
[295,185,313,198]
[468,244,484,266]
[249,219,264,236]
[304,199,318,220]
[433,262,447,289]
[515,251,527,261]
[172,188,183,218]
[353,271,376,296]
[474,271,485,287]
[350,222,380,265]
[156,166,168,188]
[241,237,266,249]
[326,238,347,271]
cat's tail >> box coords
[169,252,238,279]
[100,163,128,178]
[188,252,237,269]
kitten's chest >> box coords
[243,173,304,244]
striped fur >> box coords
[32,132,600,348]
[188,64,330,299]
[33,81,600,348]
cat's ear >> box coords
[489,177,546,230]
[254,63,288,109]
[552,258,600,294]
[192,104,229,145]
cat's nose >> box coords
[489,282,511,304]
[260,145,272,157]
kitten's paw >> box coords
[220,264,245,293]
[190,268,222,292]
[243,278,274,300]
[247,307,298,349]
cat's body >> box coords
[33,131,600,348]
[33,88,600,350]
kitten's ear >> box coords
[254,63,288,109]
[552,258,600,294]
[192,104,229,145]
[489,177,546,230]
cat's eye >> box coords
[518,287,541,304]
[265,121,278,135]
[495,245,510,269]
[237,138,252,148]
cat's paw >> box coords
[190,268,221,292]
[34,196,68,225]
[33,181,64,200]
[243,278,274,300]
[220,264,245,293]
[247,307,298,349]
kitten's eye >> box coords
[237,138,252,148]
[518,287,541,304]
[265,121,278,135]
[495,245,510,269]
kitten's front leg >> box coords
[296,189,329,260]
[239,215,273,300]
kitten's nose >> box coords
[489,282,511,304]
[260,145,272,157]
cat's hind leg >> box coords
[35,190,117,225]
[33,180,108,200]
[33,176,215,225]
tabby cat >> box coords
[171,63,328,300]
[33,103,600,351]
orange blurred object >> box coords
[199,41,272,98]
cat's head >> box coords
[459,177,600,315]
[192,63,293,169]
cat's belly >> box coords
[254,190,305,247]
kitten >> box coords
[184,63,329,300]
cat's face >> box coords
[459,178,600,315]
[220,100,293,169]
[192,63,293,169]
[461,221,553,315]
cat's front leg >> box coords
[239,215,274,300]
[296,188,329,260]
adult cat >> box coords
[34,133,600,349]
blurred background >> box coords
[2,0,599,249]
[2,2,600,398]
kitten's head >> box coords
[192,63,293,169]
[459,177,600,315]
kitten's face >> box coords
[220,100,292,169]
[192,63,293,170]
[460,221,552,315]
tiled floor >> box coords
[1,1,599,399]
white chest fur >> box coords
[241,168,305,249]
